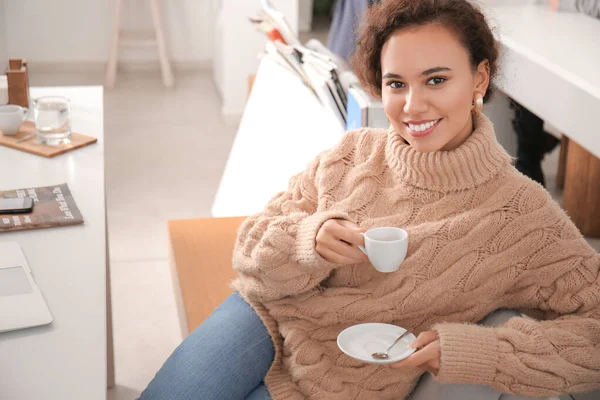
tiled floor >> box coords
[29,68,598,400]
[102,71,238,399]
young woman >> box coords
[139,1,600,399]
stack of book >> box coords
[250,0,387,131]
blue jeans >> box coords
[139,292,274,400]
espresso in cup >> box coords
[358,227,408,273]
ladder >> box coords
[105,0,175,88]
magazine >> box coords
[0,183,84,232]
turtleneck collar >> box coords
[384,113,513,192]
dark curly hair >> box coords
[352,0,499,103]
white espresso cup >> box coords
[358,227,409,273]
[0,105,28,136]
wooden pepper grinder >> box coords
[6,58,30,107]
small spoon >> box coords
[371,330,412,360]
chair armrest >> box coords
[168,217,246,336]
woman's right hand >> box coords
[315,219,369,264]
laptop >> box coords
[0,241,53,333]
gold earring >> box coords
[471,92,484,114]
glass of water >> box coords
[33,96,72,145]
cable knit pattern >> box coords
[230,113,600,399]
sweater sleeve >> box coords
[230,150,352,303]
[559,0,600,18]
[432,197,600,397]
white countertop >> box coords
[0,86,107,400]
[490,4,600,99]
[488,4,600,158]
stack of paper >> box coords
[250,1,388,130]
[297,46,348,127]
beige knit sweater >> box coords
[231,113,600,399]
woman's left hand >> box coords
[389,330,441,375]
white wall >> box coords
[298,0,314,32]
[215,0,299,118]
[3,0,215,65]
[0,2,7,69]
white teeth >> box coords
[408,119,438,132]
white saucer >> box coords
[337,323,417,365]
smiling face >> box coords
[381,23,490,152]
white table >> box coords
[0,87,109,400]
[212,56,345,217]
[489,4,600,159]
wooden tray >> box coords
[0,121,97,158]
